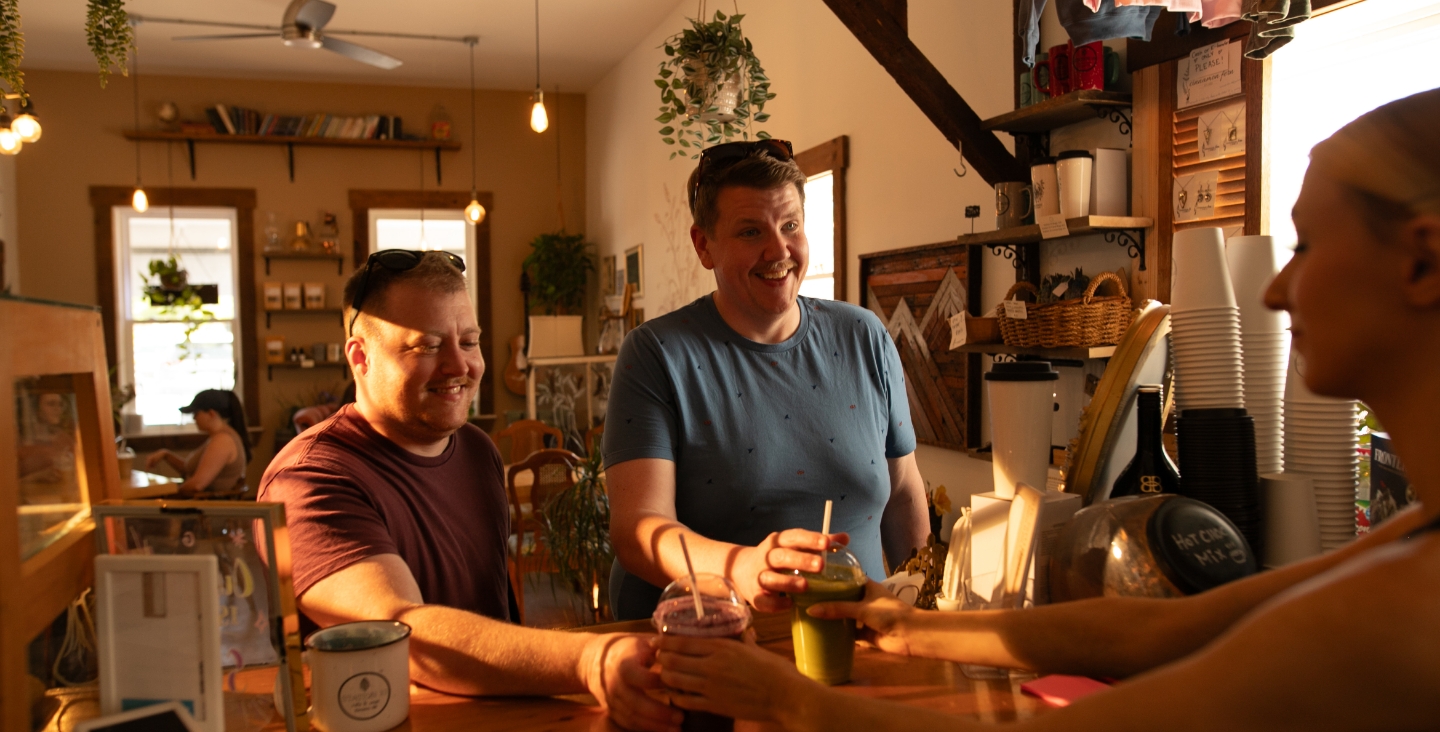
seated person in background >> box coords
[259,251,674,732]
[604,140,928,620]
[654,89,1440,731]
[145,389,251,496]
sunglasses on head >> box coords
[688,138,795,209]
[348,249,466,337]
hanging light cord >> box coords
[469,39,477,193]
[554,83,564,230]
[534,0,541,90]
[131,37,141,188]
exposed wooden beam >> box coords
[880,0,906,34]
[823,0,1026,185]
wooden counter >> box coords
[44,612,1044,731]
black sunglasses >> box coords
[348,249,466,336]
[688,138,795,209]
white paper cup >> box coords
[1056,151,1093,219]
[1171,227,1237,311]
[1261,473,1321,568]
[306,621,412,732]
[1226,235,1288,335]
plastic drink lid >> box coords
[796,544,866,585]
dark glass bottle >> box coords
[1110,385,1180,499]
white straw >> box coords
[678,533,704,619]
[821,499,833,538]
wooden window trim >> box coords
[89,187,260,427]
[347,189,494,416]
[794,136,850,302]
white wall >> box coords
[586,0,1035,502]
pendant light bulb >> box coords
[465,195,486,225]
[12,99,39,143]
[530,89,549,133]
[0,129,19,156]
[132,187,149,213]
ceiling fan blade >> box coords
[172,33,276,41]
[320,36,402,69]
[286,0,336,31]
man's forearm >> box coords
[396,604,599,696]
[616,512,749,590]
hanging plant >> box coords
[86,0,132,89]
[655,10,774,160]
[141,256,217,361]
[0,0,25,99]
[522,231,595,315]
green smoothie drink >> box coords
[790,544,867,685]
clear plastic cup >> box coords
[790,544,867,685]
[653,574,750,732]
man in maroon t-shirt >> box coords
[259,252,675,732]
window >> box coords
[795,136,849,301]
[1266,0,1440,249]
[114,207,241,427]
[367,208,478,303]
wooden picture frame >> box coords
[601,255,617,296]
[0,295,121,732]
[93,500,305,732]
[858,243,983,451]
[625,245,644,299]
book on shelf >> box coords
[212,104,237,134]
[192,107,409,141]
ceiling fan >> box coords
[135,0,475,70]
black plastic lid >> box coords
[1057,150,1094,160]
[1031,156,1056,166]
[1177,408,1250,419]
[1147,497,1256,594]
[985,361,1059,381]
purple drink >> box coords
[653,575,751,732]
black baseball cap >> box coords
[179,389,231,415]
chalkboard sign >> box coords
[1147,497,1256,594]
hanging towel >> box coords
[1242,0,1311,58]
[1020,0,1050,67]
[1193,0,1243,28]
[1060,0,1165,45]
[1114,0,1202,12]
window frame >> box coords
[89,186,259,430]
[365,207,479,307]
[794,136,850,302]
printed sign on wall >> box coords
[1178,40,1242,110]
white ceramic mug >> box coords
[305,620,412,732]
[986,361,1059,500]
[1030,160,1060,218]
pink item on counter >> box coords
[1020,675,1114,707]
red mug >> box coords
[1047,42,1073,97]
[1071,41,1105,91]
[1032,52,1053,97]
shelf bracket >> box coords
[287,143,296,183]
[1018,131,1050,161]
[434,147,443,185]
[1094,105,1132,139]
[985,243,1031,274]
[186,139,196,180]
[1104,229,1146,271]
[264,256,271,276]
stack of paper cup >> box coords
[1282,350,1361,551]
[1170,227,1245,411]
[1226,235,1289,475]
[1260,472,1322,568]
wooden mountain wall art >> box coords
[860,242,982,451]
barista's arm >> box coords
[813,503,1430,678]
[879,452,929,574]
[607,457,846,612]
[300,554,680,731]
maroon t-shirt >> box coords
[258,405,511,628]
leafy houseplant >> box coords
[541,448,614,622]
[522,232,595,315]
[85,0,131,88]
[141,256,215,360]
[0,0,23,99]
[655,10,775,159]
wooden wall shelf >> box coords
[982,90,1134,134]
[123,130,461,183]
[956,216,1153,247]
[261,252,345,275]
[263,308,344,329]
[952,343,1116,360]
[266,360,348,381]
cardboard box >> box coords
[265,336,286,364]
[282,282,303,310]
[262,282,284,311]
[527,316,585,358]
[970,489,1082,606]
[303,282,325,310]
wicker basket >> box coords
[995,271,1133,348]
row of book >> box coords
[201,104,407,140]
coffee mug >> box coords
[1071,41,1106,91]
[995,182,1033,229]
[305,620,412,732]
[1048,43,1073,97]
[1031,160,1060,218]
[1104,47,1121,90]
[1032,53,1052,98]
[1019,71,1035,107]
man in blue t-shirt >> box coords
[604,140,928,620]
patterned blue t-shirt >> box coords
[603,294,916,618]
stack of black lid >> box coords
[1175,407,1263,558]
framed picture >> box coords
[95,554,223,732]
[93,500,305,732]
[625,245,644,298]
[1,295,121,727]
[601,255,617,296]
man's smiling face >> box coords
[693,184,809,334]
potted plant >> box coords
[541,448,614,622]
[655,10,775,159]
[522,231,595,358]
[141,256,217,360]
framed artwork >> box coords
[858,243,982,451]
[1,295,121,730]
[601,255,617,296]
[93,500,305,732]
[625,245,644,298]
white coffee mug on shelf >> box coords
[1055,150,1093,219]
[986,361,1058,500]
[305,620,412,732]
[1030,159,1060,218]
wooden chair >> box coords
[495,419,563,464]
[505,448,581,625]
[585,424,605,457]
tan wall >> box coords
[14,69,586,488]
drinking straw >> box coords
[678,533,705,618]
[822,499,833,537]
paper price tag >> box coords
[1038,215,1070,239]
[1052,281,1069,298]
[1003,300,1028,320]
[948,312,967,349]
